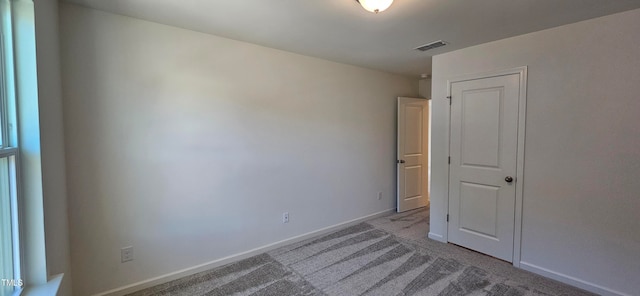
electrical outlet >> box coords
[283,212,289,223]
[377,192,383,200]
[121,246,134,263]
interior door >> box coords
[397,97,429,212]
[448,74,520,262]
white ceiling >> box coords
[61,0,640,77]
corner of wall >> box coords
[34,0,72,294]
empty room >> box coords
[0,0,639,295]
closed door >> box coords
[397,97,429,212]
[448,74,520,262]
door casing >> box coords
[444,67,527,267]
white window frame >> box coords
[0,33,7,149]
[0,11,22,295]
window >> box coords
[0,3,21,294]
[0,155,19,296]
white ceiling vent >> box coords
[415,40,448,52]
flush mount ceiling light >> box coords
[356,0,394,13]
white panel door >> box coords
[448,74,520,262]
[397,97,429,212]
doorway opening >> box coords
[396,76,432,212]
[395,77,432,244]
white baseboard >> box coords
[520,261,631,296]
[428,232,445,242]
[93,209,395,296]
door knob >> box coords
[505,176,514,183]
[397,160,405,164]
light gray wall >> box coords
[34,0,72,294]
[418,78,431,99]
[431,8,640,296]
[59,4,417,295]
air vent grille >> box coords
[415,40,448,52]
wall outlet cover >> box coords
[121,246,134,263]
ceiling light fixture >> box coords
[356,0,394,14]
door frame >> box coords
[444,66,528,267]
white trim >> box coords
[427,232,445,242]
[520,262,630,296]
[512,67,528,267]
[439,78,451,243]
[92,209,395,296]
[444,66,528,266]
